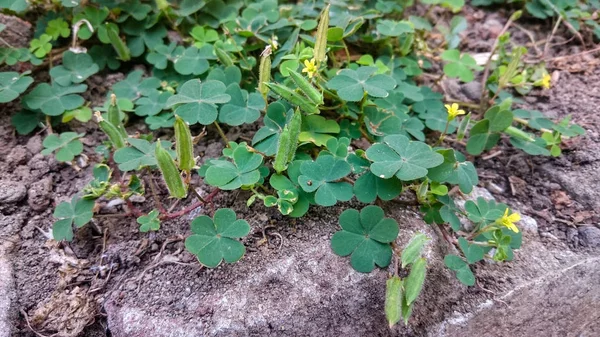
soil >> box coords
[1,5,600,337]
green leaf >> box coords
[466,120,500,155]
[484,106,513,132]
[166,79,230,125]
[0,0,28,11]
[205,143,263,190]
[52,196,95,241]
[218,83,265,126]
[298,155,352,206]
[0,72,33,103]
[404,258,426,306]
[401,233,429,268]
[327,66,396,101]
[137,209,161,232]
[134,90,172,117]
[298,115,340,147]
[464,197,506,224]
[190,26,219,47]
[444,254,475,286]
[252,101,291,155]
[353,172,402,203]
[385,276,403,328]
[331,205,399,273]
[173,45,215,75]
[377,20,414,37]
[185,208,250,268]
[327,27,344,41]
[11,110,43,135]
[145,113,175,130]
[29,34,52,58]
[62,106,92,123]
[112,70,161,100]
[41,132,84,162]
[441,49,482,82]
[458,237,484,264]
[366,135,444,181]
[23,83,87,116]
[46,18,70,40]
[50,51,99,86]
[113,138,174,171]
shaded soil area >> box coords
[1,5,599,337]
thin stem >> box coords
[434,120,450,147]
[159,188,220,220]
[145,173,167,214]
[212,122,229,146]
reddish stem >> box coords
[126,199,144,218]
[159,188,220,220]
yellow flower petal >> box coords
[508,213,521,222]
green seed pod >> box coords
[505,126,535,142]
[107,94,128,138]
[385,276,403,328]
[215,47,234,67]
[286,109,302,163]
[273,125,291,174]
[258,46,272,100]
[155,143,187,199]
[174,115,195,172]
[273,109,302,174]
[265,83,319,115]
[456,112,471,141]
[313,4,330,65]
[288,69,323,105]
[95,111,125,149]
[106,24,131,61]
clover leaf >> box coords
[298,115,340,147]
[331,205,399,273]
[52,196,95,241]
[50,51,99,86]
[29,34,52,58]
[111,70,161,100]
[0,72,33,103]
[218,83,265,126]
[205,143,263,190]
[458,237,484,264]
[134,90,172,117]
[185,208,250,268]
[366,135,444,181]
[353,172,402,203]
[464,197,507,225]
[252,101,292,155]
[377,19,414,37]
[444,254,475,286]
[165,79,231,125]
[298,155,352,206]
[46,19,70,40]
[427,149,479,194]
[269,161,311,217]
[23,83,87,116]
[146,42,177,69]
[41,132,84,162]
[113,138,174,171]
[466,120,501,155]
[145,112,175,130]
[327,66,396,101]
[172,45,215,75]
[441,49,482,82]
[137,209,161,232]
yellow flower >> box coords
[302,58,318,79]
[444,103,465,121]
[541,74,551,89]
[496,208,520,233]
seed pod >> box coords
[265,83,319,115]
[107,94,127,138]
[456,113,471,141]
[106,24,131,61]
[258,46,272,100]
[273,109,302,174]
[313,4,330,65]
[288,69,323,105]
[385,276,403,328]
[215,47,234,67]
[95,111,125,149]
[505,126,535,142]
[155,143,187,199]
[273,125,291,174]
[174,115,195,172]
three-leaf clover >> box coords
[331,205,399,273]
[29,34,52,58]
[204,143,263,190]
[41,132,84,162]
[298,155,352,206]
[218,83,265,126]
[49,51,100,86]
[327,66,396,101]
[113,138,174,171]
[444,254,475,286]
[165,79,231,125]
[137,209,161,232]
[52,196,95,241]
[22,83,87,116]
[185,208,251,268]
[46,18,70,40]
[366,135,444,181]
[0,72,33,103]
[298,115,340,147]
[377,19,414,37]
[252,101,292,155]
[441,49,483,82]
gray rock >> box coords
[0,256,16,337]
[27,177,53,211]
[578,225,600,247]
[6,146,29,167]
[0,181,27,204]
[519,214,538,233]
[460,81,482,102]
[26,135,43,155]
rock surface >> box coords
[0,256,15,337]
[0,181,27,204]
[578,225,600,248]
